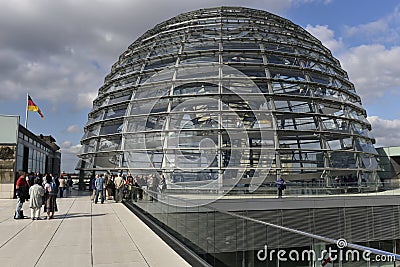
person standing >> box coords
[105,174,114,200]
[44,175,58,220]
[114,174,124,203]
[27,172,35,188]
[132,178,139,202]
[29,177,45,220]
[125,174,133,200]
[58,175,66,198]
[66,175,73,196]
[276,177,286,198]
[94,174,105,204]
[91,175,97,202]
[15,172,29,219]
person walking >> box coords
[94,174,105,204]
[29,177,45,220]
[44,175,58,220]
[114,174,124,203]
[15,172,29,219]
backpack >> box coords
[49,181,57,195]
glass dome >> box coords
[78,6,380,192]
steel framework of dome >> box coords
[78,6,380,192]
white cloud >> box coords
[339,45,400,102]
[344,6,400,44]
[61,141,82,154]
[368,116,400,147]
[345,20,388,38]
[305,24,343,53]
[0,0,301,111]
[76,91,98,110]
[60,141,82,172]
[65,124,81,133]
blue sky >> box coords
[0,0,399,172]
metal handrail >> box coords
[136,187,400,262]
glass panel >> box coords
[126,117,145,132]
[98,137,121,151]
[84,124,100,139]
[180,54,219,65]
[171,96,219,112]
[124,132,164,150]
[108,92,132,104]
[126,117,166,132]
[170,171,218,183]
[145,114,167,130]
[83,139,97,153]
[111,75,138,91]
[150,44,180,57]
[327,140,341,150]
[309,73,330,85]
[183,42,219,52]
[270,68,306,81]
[88,111,104,124]
[165,130,218,149]
[174,82,218,95]
[176,65,219,79]
[221,112,257,129]
[94,153,121,168]
[266,55,300,66]
[356,138,377,154]
[222,80,264,94]
[271,81,307,95]
[130,98,169,116]
[104,106,127,119]
[321,117,338,131]
[99,121,123,135]
[144,57,176,70]
[223,53,263,63]
[134,84,170,99]
[222,42,260,50]
[124,134,146,150]
[361,156,379,170]
[123,151,161,169]
[294,118,318,130]
[169,113,219,130]
[228,65,266,77]
[139,69,173,84]
[299,141,322,150]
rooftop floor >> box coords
[0,190,190,267]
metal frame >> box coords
[78,7,379,192]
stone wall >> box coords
[0,145,16,198]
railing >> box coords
[124,185,400,266]
[124,181,400,200]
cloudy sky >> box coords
[0,0,399,172]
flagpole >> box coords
[25,92,29,129]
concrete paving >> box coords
[0,190,190,267]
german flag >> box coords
[27,95,44,118]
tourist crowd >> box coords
[14,172,73,220]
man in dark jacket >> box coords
[276,178,286,198]
[15,172,29,219]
